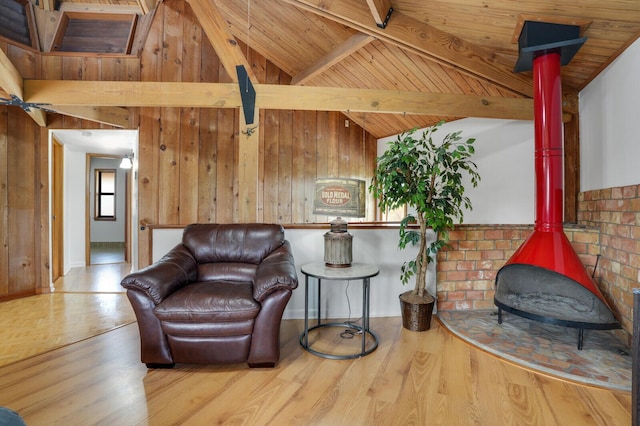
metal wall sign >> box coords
[312,178,366,218]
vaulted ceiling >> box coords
[1,0,640,138]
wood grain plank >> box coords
[136,2,164,267]
[7,110,36,294]
[214,54,237,224]
[291,110,305,224]
[278,107,293,224]
[197,39,219,224]
[0,106,8,296]
[157,0,183,224]
[158,106,181,224]
[177,1,201,224]
[303,110,317,223]
[238,107,259,223]
[326,112,340,179]
[61,56,83,129]
[35,122,49,293]
[260,61,279,223]
[179,106,199,224]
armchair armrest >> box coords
[121,244,198,304]
[254,241,298,301]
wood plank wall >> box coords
[135,0,377,267]
[0,42,46,300]
[0,0,378,298]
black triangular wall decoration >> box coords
[236,65,256,125]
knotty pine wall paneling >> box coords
[262,60,282,224]
[1,43,46,299]
[215,51,239,224]
[247,46,268,224]
[0,40,142,298]
[6,108,37,297]
[196,39,220,224]
[215,107,238,224]
[291,110,306,224]
[303,110,317,224]
[37,124,49,295]
[0,106,8,297]
[0,0,378,283]
[277,108,293,225]
[137,2,164,266]
[158,0,183,225]
[178,3,202,224]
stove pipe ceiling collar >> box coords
[513,21,587,73]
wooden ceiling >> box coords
[2,0,640,138]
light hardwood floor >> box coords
[0,264,632,425]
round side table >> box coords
[299,262,379,359]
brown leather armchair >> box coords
[121,223,298,368]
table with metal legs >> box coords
[299,262,380,359]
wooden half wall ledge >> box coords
[139,222,419,231]
[139,222,596,231]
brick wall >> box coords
[578,184,640,335]
[436,224,601,312]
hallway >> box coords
[55,262,130,293]
[90,245,126,265]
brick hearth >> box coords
[435,183,640,343]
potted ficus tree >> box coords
[370,121,480,331]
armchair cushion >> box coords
[153,281,259,323]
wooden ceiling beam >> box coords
[23,80,533,120]
[0,48,26,102]
[0,48,47,126]
[283,0,534,98]
[39,0,56,11]
[46,105,130,128]
[24,80,242,107]
[291,33,375,85]
[59,3,142,14]
[185,0,257,83]
[365,0,393,28]
[136,0,157,15]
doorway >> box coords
[86,155,130,266]
[49,129,138,290]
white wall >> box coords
[580,37,640,191]
[64,148,86,271]
[378,118,535,225]
[89,157,126,243]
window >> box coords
[381,205,407,222]
[95,169,116,220]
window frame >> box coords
[94,168,117,221]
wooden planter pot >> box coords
[399,290,435,331]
